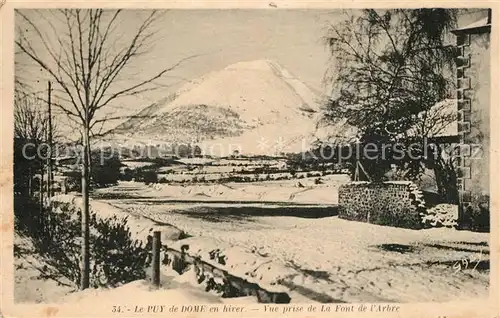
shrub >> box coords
[421,204,458,228]
[420,195,489,232]
[14,194,43,236]
[91,215,151,287]
[92,165,121,187]
[462,199,490,232]
[135,169,158,185]
[91,151,122,187]
[32,200,152,288]
[120,168,134,181]
[158,177,169,184]
[64,170,82,193]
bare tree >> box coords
[14,92,47,145]
[14,89,60,214]
[15,9,196,289]
[14,91,46,197]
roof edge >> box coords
[451,24,491,35]
[452,11,492,35]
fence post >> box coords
[152,231,161,288]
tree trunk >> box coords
[87,137,92,181]
[432,151,459,205]
[433,165,444,198]
[28,166,32,197]
[47,156,52,199]
[80,124,90,290]
[39,166,44,234]
[443,164,458,204]
[47,81,53,200]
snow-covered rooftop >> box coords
[452,16,491,33]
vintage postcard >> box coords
[1,1,499,317]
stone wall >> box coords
[338,181,426,229]
[454,20,490,230]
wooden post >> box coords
[152,231,161,288]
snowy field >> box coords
[15,178,489,303]
[86,180,490,303]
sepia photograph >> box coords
[2,3,496,315]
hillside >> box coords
[103,60,330,156]
[104,60,458,157]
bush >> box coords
[158,177,169,184]
[14,195,43,236]
[91,151,122,187]
[91,215,151,287]
[135,169,158,185]
[421,204,458,228]
[33,200,152,288]
[61,152,121,191]
[121,168,134,181]
[462,200,490,232]
[64,170,82,193]
[420,195,489,232]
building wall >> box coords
[455,28,490,226]
[338,182,426,229]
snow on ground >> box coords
[121,161,155,168]
[62,275,221,304]
[59,263,259,304]
[87,181,490,303]
[14,234,75,303]
[60,265,260,305]
[14,204,250,304]
[120,174,350,205]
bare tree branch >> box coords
[16,9,197,139]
